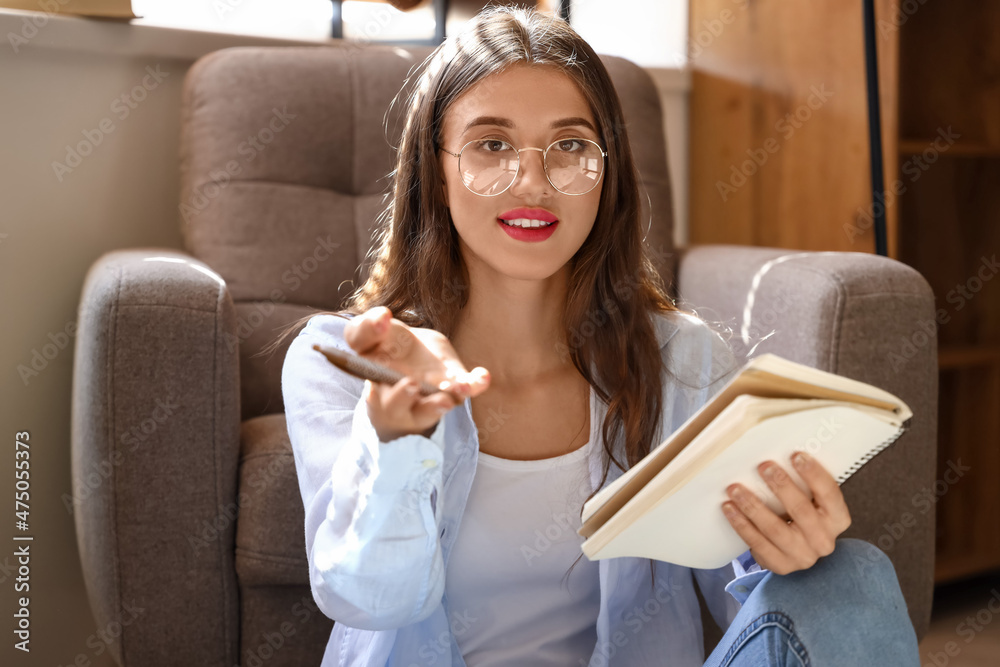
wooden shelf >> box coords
[899,139,1000,157]
[686,0,1000,585]
[935,553,1000,585]
[938,345,1000,369]
[897,0,1000,585]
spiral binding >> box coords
[834,416,912,485]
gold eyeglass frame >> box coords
[437,137,608,197]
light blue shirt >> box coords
[282,309,769,666]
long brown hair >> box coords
[268,4,683,585]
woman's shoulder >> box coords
[281,312,365,410]
[651,308,711,347]
[298,311,357,342]
[651,308,740,389]
[282,312,358,377]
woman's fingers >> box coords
[433,357,491,397]
[367,375,464,442]
[466,366,491,395]
[721,499,788,570]
[722,452,854,574]
[344,306,392,354]
[367,376,425,442]
[758,461,830,555]
[413,388,462,420]
[791,451,852,534]
[347,307,492,440]
[724,479,808,572]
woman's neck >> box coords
[451,272,574,388]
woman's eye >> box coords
[477,138,512,152]
[553,138,585,152]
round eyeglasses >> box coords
[438,137,607,196]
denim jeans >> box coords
[702,538,920,666]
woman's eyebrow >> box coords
[461,115,598,136]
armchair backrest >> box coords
[178,45,677,420]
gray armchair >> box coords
[71,44,938,666]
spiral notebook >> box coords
[577,353,913,569]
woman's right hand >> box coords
[343,306,491,443]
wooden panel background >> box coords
[688,0,1000,583]
[687,0,899,255]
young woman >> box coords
[279,6,920,666]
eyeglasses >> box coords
[438,137,607,196]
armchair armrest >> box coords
[71,249,240,666]
[677,244,937,641]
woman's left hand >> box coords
[721,450,852,575]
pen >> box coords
[312,344,444,397]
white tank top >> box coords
[445,387,601,666]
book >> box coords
[577,353,913,569]
[0,0,136,19]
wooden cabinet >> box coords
[688,0,1000,583]
[896,0,1000,583]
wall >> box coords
[0,11,341,666]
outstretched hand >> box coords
[721,451,852,575]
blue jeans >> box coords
[702,538,920,666]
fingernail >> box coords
[722,502,737,517]
[436,405,450,415]
[760,464,776,480]
[406,384,418,396]
[792,452,809,469]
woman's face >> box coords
[437,63,604,282]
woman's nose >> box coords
[510,147,551,196]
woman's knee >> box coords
[824,537,899,587]
[791,538,908,610]
[754,538,906,611]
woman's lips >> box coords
[497,218,558,242]
[498,207,558,223]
